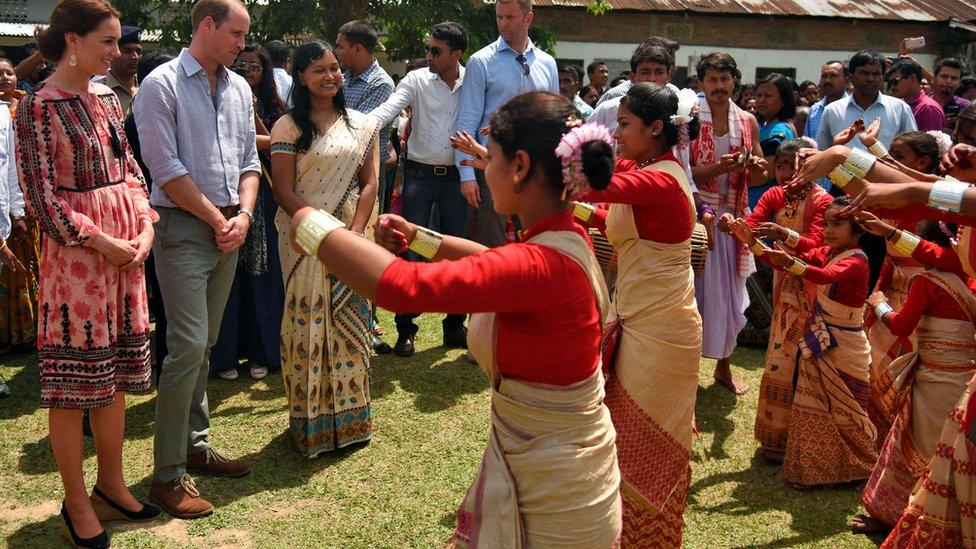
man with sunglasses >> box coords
[886,57,945,132]
[370,22,470,357]
[455,0,558,248]
[816,50,916,154]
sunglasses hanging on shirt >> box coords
[516,53,530,77]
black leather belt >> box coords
[156,205,239,220]
[404,159,458,178]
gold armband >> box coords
[890,230,921,257]
[786,257,808,276]
[572,202,596,223]
[749,240,770,255]
[842,147,877,179]
[408,226,444,260]
[828,165,855,189]
[295,209,345,257]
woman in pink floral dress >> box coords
[15,0,159,545]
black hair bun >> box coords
[580,139,614,190]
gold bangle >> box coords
[295,209,346,257]
[749,241,769,255]
[868,142,888,158]
[828,165,855,189]
[842,147,877,179]
[891,230,921,256]
[408,226,444,260]
[784,229,800,248]
[786,257,808,276]
[572,202,596,222]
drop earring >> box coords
[69,54,78,67]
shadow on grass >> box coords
[695,382,738,460]
[370,347,489,413]
[691,452,870,548]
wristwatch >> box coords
[238,208,254,221]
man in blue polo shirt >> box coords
[816,50,916,154]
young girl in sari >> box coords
[851,215,976,534]
[287,91,623,546]
[745,139,832,463]
[731,197,878,489]
[862,131,948,442]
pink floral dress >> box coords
[15,81,157,409]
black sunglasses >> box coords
[424,46,443,57]
[516,53,530,77]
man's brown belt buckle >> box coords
[433,166,448,176]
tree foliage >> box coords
[113,0,598,58]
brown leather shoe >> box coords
[186,448,251,478]
[149,475,214,519]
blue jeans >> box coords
[394,160,468,337]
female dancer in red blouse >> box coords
[571,82,703,547]
[745,139,831,463]
[15,1,159,547]
[848,216,976,535]
[289,92,622,546]
[731,198,878,489]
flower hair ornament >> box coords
[926,130,953,157]
[670,88,700,148]
[555,121,615,199]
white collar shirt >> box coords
[370,65,465,166]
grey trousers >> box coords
[152,208,238,483]
[467,170,508,248]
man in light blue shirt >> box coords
[816,50,916,155]
[135,0,259,516]
[455,0,558,247]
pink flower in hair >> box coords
[554,122,615,198]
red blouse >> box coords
[747,186,832,253]
[376,210,601,386]
[579,153,693,243]
[762,246,869,307]
[886,276,971,337]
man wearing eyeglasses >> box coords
[816,50,916,154]
[886,58,945,132]
[455,0,558,248]
[369,22,470,357]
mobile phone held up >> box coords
[903,37,925,51]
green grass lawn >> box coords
[0,312,886,548]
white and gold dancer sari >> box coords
[450,231,622,548]
[602,158,702,547]
[864,270,976,526]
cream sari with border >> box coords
[271,111,380,457]
[782,249,879,486]
[449,230,621,548]
[864,270,976,525]
[601,159,702,547]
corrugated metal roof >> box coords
[0,22,38,38]
[525,0,976,22]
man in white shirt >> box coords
[264,40,292,106]
[370,22,469,357]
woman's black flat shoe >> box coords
[59,501,110,548]
[90,485,161,522]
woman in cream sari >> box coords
[288,92,622,546]
[270,41,380,458]
[577,83,702,546]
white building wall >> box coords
[556,40,938,84]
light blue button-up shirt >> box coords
[134,48,260,208]
[455,37,559,181]
[0,104,18,239]
[815,91,917,153]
